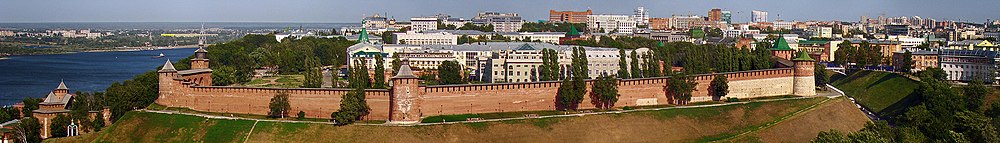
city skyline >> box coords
[2,0,999,23]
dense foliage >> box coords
[539,48,561,81]
[556,47,589,110]
[833,40,885,67]
[667,71,697,105]
[518,22,587,33]
[617,49,630,78]
[302,56,322,88]
[373,54,387,88]
[457,23,494,32]
[590,75,620,109]
[437,60,464,85]
[268,92,291,118]
[815,64,829,86]
[813,69,1000,142]
[709,75,729,100]
[331,60,371,125]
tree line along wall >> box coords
[157,67,798,122]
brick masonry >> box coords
[157,51,815,123]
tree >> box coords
[373,54,386,88]
[331,60,372,125]
[50,114,71,137]
[438,60,464,85]
[302,56,322,88]
[963,80,991,111]
[268,92,291,118]
[709,75,729,101]
[667,71,697,105]
[898,51,914,73]
[630,50,642,78]
[916,67,947,81]
[617,49,630,78]
[813,130,850,143]
[12,117,42,143]
[20,98,41,118]
[590,75,620,109]
[391,54,401,75]
[297,111,306,120]
[815,64,830,87]
[540,49,558,81]
[555,78,582,111]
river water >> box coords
[0,48,195,105]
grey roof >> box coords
[392,64,418,78]
[56,81,68,90]
[159,60,177,72]
[178,68,213,75]
[40,92,72,105]
[195,47,208,53]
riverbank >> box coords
[81,44,204,53]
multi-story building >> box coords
[939,50,999,83]
[708,9,723,22]
[849,39,903,59]
[472,12,523,32]
[650,18,671,30]
[752,10,768,23]
[497,32,566,44]
[721,11,732,24]
[893,49,939,72]
[393,31,461,45]
[807,26,833,38]
[670,15,703,30]
[774,21,794,30]
[633,7,650,25]
[549,10,592,23]
[363,14,395,29]
[587,14,639,34]
[885,24,909,36]
[409,16,440,32]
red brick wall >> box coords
[158,67,798,121]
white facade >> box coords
[393,31,460,45]
[808,26,833,38]
[633,7,650,25]
[587,14,639,34]
[499,32,566,44]
[409,17,439,32]
[774,21,794,30]
[752,10,768,22]
[472,12,523,32]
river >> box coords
[0,48,195,105]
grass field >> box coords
[46,96,874,143]
[246,75,304,88]
[830,70,920,117]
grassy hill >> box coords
[45,96,870,143]
[829,70,921,117]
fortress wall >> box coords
[158,67,797,121]
[418,68,796,116]
[157,81,391,120]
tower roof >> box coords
[392,60,418,79]
[195,47,208,53]
[159,59,177,72]
[792,51,815,61]
[566,26,580,36]
[771,36,793,51]
[56,80,68,90]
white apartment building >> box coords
[633,7,650,25]
[393,31,460,45]
[588,14,639,34]
[409,17,439,32]
[472,12,523,32]
[808,26,833,38]
[752,10,768,23]
[498,32,566,44]
[670,15,703,30]
[774,21,794,30]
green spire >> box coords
[792,51,814,61]
[566,26,580,36]
[657,41,665,47]
[771,35,793,51]
[358,20,369,44]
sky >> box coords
[1,0,998,23]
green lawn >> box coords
[56,97,833,143]
[830,70,920,116]
[245,75,305,88]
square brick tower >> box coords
[389,60,422,124]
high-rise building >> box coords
[752,10,768,23]
[549,10,592,23]
[721,11,732,24]
[649,18,671,30]
[633,7,649,25]
[472,12,523,32]
[708,9,723,22]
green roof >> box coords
[792,51,814,61]
[771,36,793,51]
[566,26,580,36]
[798,40,828,45]
[657,41,664,47]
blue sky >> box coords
[1,0,997,23]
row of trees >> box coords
[833,40,886,68]
[814,68,1000,142]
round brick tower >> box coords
[792,51,816,96]
[389,60,422,124]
